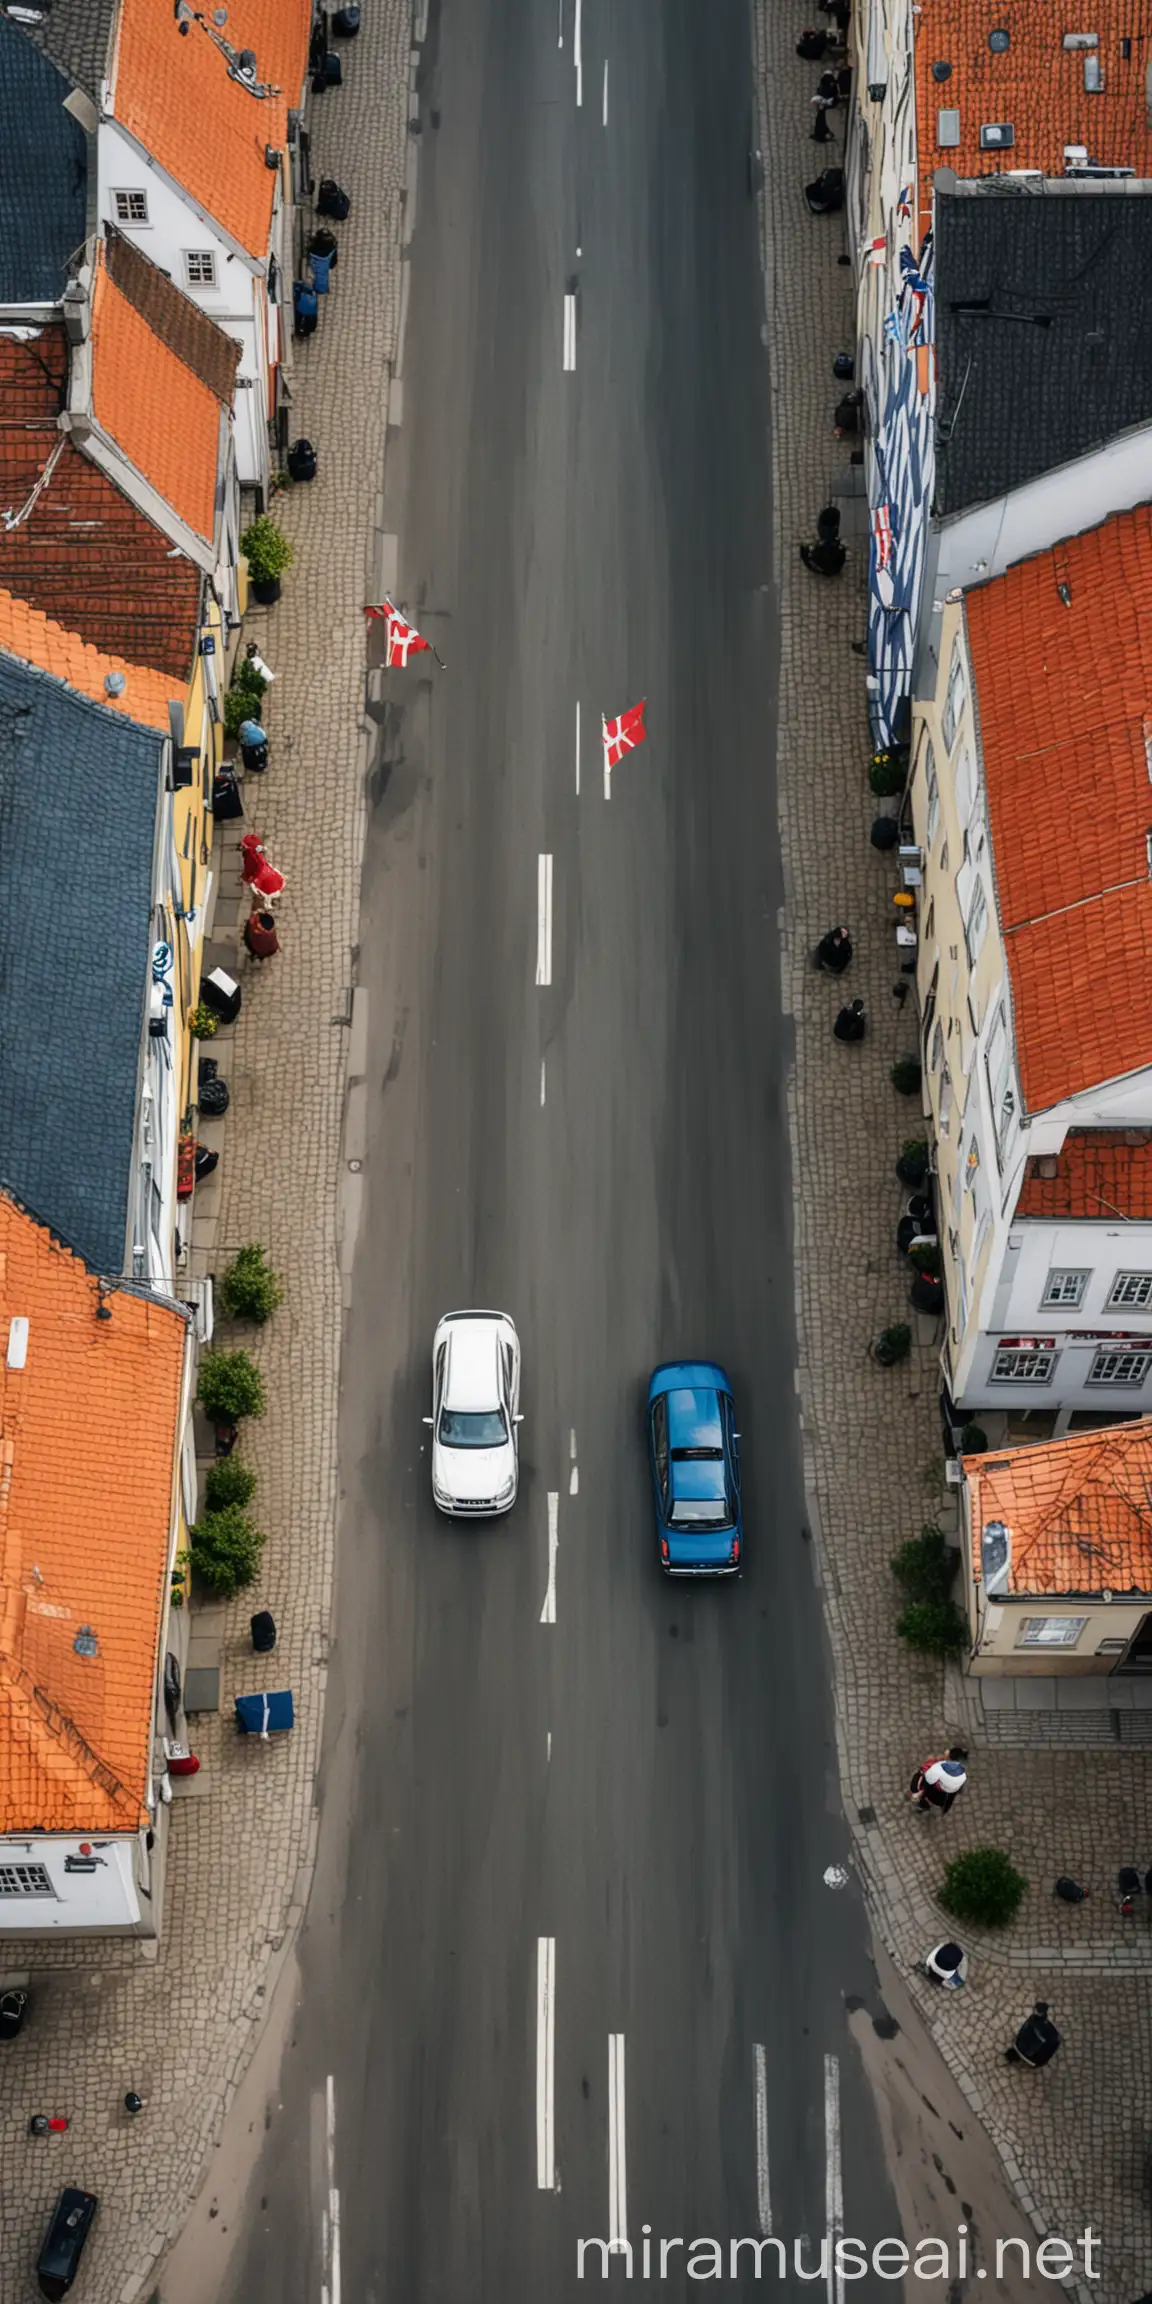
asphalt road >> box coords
[213,0,908,2294]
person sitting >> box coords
[833,999,866,1042]
[804,167,845,215]
[924,1941,967,1990]
[815,925,852,973]
[800,537,846,577]
[811,105,834,143]
[834,389,863,436]
[796,26,830,59]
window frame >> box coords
[1087,1349,1152,1389]
[183,248,218,288]
[0,1861,53,1896]
[112,188,149,226]
[923,739,940,850]
[1016,1615,1087,1651]
[1041,1269,1089,1310]
[990,1346,1056,1385]
[1108,1271,1152,1311]
[941,640,967,753]
[964,875,989,967]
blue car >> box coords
[646,1362,743,1577]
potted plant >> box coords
[908,1238,942,1278]
[189,1002,219,1040]
[197,1346,266,1426]
[190,1504,267,1598]
[909,1272,944,1315]
[218,1243,284,1325]
[869,753,905,798]
[241,514,294,606]
[873,1322,912,1366]
[891,1056,922,1097]
[960,1422,988,1454]
[895,1137,929,1187]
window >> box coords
[941,640,967,752]
[1042,1270,1089,1309]
[184,249,217,287]
[112,188,149,225]
[1108,1271,1152,1310]
[1088,1350,1152,1388]
[924,741,939,849]
[963,1137,981,1193]
[1016,1616,1087,1650]
[964,876,989,966]
[984,1006,1015,1162]
[0,1862,52,1896]
[930,1019,945,1074]
[991,1347,1056,1384]
[955,747,977,828]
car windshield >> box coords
[670,1498,732,1526]
[439,1408,506,1448]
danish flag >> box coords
[602,700,647,768]
[872,504,893,572]
[364,596,431,667]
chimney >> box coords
[62,274,88,346]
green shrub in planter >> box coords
[190,1504,266,1598]
[234,655,267,700]
[874,1322,912,1365]
[204,1456,258,1511]
[961,1422,988,1454]
[223,685,258,740]
[896,1596,969,1656]
[218,1243,284,1324]
[891,1522,953,1603]
[189,1002,219,1040]
[197,1347,266,1424]
[891,1057,922,1096]
[240,514,294,585]
[908,1238,942,1278]
[939,1848,1026,1930]
[869,754,905,797]
[895,1137,929,1185]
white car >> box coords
[425,1310,522,1516]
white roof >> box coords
[444,1316,502,1410]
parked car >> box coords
[36,2189,98,2301]
[425,1311,522,1515]
[646,1362,743,1576]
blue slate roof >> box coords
[934,185,1152,519]
[0,13,88,305]
[0,651,159,1275]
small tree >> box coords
[218,1243,284,1324]
[896,1137,929,1185]
[204,1457,258,1511]
[874,1323,912,1366]
[908,1238,942,1277]
[891,1522,952,1602]
[190,1504,266,1598]
[240,514,294,583]
[940,1848,1026,1930]
[891,1057,923,1096]
[897,1597,969,1656]
[869,754,905,797]
[197,1347,266,1424]
[224,685,261,740]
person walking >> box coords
[800,536,846,577]
[908,1748,968,1814]
[1005,2003,1060,2068]
[833,999,866,1042]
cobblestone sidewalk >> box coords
[0,6,412,2299]
[754,10,1151,2298]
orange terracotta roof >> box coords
[0,588,177,731]
[913,2,1152,226]
[90,243,221,544]
[0,1195,186,1834]
[112,0,312,261]
[965,1418,1152,1599]
[1017,1131,1152,1221]
[0,327,201,681]
[964,503,1152,1113]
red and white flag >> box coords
[364,597,431,667]
[872,503,893,571]
[602,699,647,768]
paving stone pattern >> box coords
[0,6,412,2299]
[753,11,1152,2298]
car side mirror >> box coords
[422,1416,434,1426]
[733,1431,742,1441]
[514,1414,524,1424]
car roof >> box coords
[665,1386,724,1452]
[670,1453,727,1503]
[443,1318,503,1410]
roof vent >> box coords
[103,671,126,699]
[1084,53,1104,90]
[6,1317,28,1371]
[988,26,1010,50]
[938,108,961,146]
[73,1626,99,1660]
[980,121,1015,147]
[1062,29,1098,46]
[932,58,953,80]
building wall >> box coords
[0,1837,140,1929]
[95,123,269,489]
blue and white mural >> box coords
[866,229,935,746]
